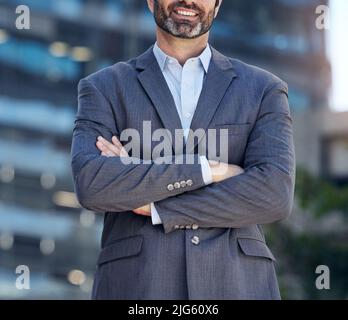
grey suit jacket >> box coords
[71,45,295,300]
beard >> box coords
[153,0,218,39]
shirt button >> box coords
[174,182,181,189]
[167,184,174,191]
[192,224,199,230]
[185,113,192,119]
[191,235,200,245]
[186,179,193,187]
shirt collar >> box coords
[153,42,212,73]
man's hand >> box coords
[133,204,151,216]
[96,136,151,217]
[96,136,129,157]
[208,160,245,183]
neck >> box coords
[156,28,209,65]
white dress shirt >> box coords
[150,42,213,225]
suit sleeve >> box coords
[71,77,206,213]
[154,81,296,234]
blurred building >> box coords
[294,109,348,184]
[0,0,343,299]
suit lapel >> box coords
[136,46,182,153]
[185,47,237,154]
[136,45,237,155]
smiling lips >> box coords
[173,7,199,18]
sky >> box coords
[328,0,348,112]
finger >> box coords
[96,140,104,152]
[112,137,129,157]
[96,141,116,157]
[111,136,128,157]
[112,136,123,148]
[98,137,121,156]
[96,140,105,152]
[133,210,151,217]
[100,136,120,153]
[119,147,129,157]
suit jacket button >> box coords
[185,225,192,230]
[179,225,186,230]
[192,224,199,230]
[186,179,193,187]
[191,236,200,245]
[174,182,181,189]
[167,184,174,191]
[174,225,180,230]
[180,181,187,188]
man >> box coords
[71,0,295,300]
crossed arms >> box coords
[71,77,295,234]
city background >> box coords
[0,0,347,299]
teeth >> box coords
[176,10,197,17]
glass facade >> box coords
[0,0,331,299]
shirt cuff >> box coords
[151,202,163,225]
[200,155,213,185]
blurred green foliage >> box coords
[295,167,348,217]
[266,167,348,300]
